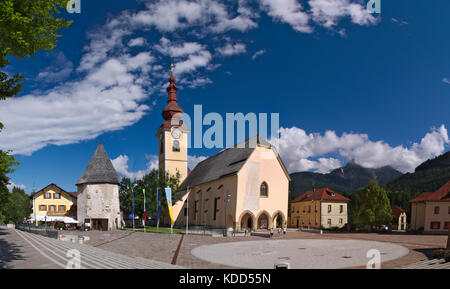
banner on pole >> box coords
[165,188,174,225]
[157,188,162,224]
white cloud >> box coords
[442,78,450,85]
[0,1,384,156]
[216,43,247,56]
[112,154,207,179]
[274,125,449,173]
[188,155,208,170]
[0,52,152,155]
[260,0,312,33]
[112,154,158,180]
[133,0,257,33]
[7,182,26,192]
[36,52,73,82]
[128,37,147,47]
[252,49,266,60]
[309,0,378,28]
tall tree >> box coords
[5,187,31,223]
[0,1,71,221]
[357,180,394,232]
[0,0,71,102]
[119,170,181,222]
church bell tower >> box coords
[157,62,188,183]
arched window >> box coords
[260,182,268,197]
[173,140,180,152]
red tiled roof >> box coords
[409,181,450,202]
[391,206,404,218]
[29,183,78,199]
[291,187,350,203]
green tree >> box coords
[119,170,181,223]
[0,150,19,224]
[5,187,31,223]
[0,0,71,102]
[0,1,71,223]
[356,180,394,232]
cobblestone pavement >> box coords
[401,258,450,269]
[0,228,181,269]
[4,228,447,269]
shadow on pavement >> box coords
[413,247,443,259]
[0,229,26,269]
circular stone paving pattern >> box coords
[191,239,409,269]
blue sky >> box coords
[1,0,449,193]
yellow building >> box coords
[29,184,78,226]
[158,71,290,231]
[289,188,349,229]
[410,181,450,233]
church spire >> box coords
[161,58,183,128]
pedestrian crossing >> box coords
[14,229,183,269]
[400,258,450,269]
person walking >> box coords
[270,228,274,238]
[278,227,281,236]
[283,227,287,235]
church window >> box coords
[260,182,268,197]
[160,141,164,154]
[173,140,180,152]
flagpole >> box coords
[143,189,146,233]
[132,188,135,232]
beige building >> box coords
[157,71,290,231]
[29,184,77,225]
[392,206,407,231]
[410,181,450,234]
[289,188,349,229]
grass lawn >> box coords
[121,226,182,234]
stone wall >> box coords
[77,183,122,230]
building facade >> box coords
[410,181,450,233]
[158,71,290,231]
[29,184,77,225]
[76,143,122,231]
[289,188,349,229]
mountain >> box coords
[386,151,450,194]
[289,162,402,199]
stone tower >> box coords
[76,143,121,231]
[157,69,189,183]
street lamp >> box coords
[186,186,190,235]
[224,193,231,236]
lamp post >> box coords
[186,186,189,235]
[224,193,231,236]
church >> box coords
[158,69,290,231]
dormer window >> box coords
[44,192,51,199]
[260,182,268,197]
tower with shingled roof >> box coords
[76,143,122,231]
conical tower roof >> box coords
[76,143,119,185]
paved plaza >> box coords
[191,239,409,269]
[0,227,448,269]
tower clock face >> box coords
[172,128,181,139]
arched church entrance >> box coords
[257,211,270,229]
[239,211,255,231]
[272,211,286,229]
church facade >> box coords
[158,70,290,231]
